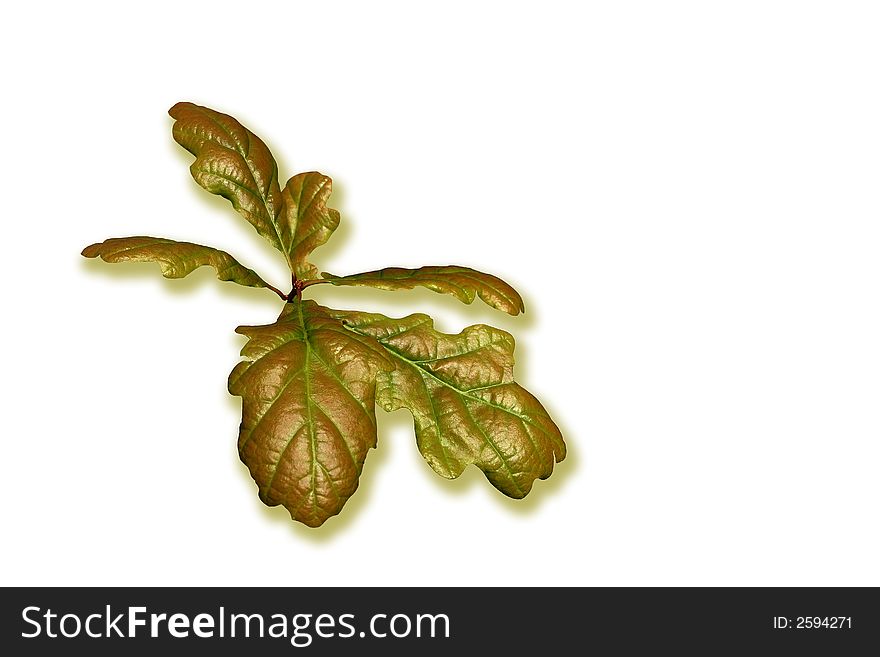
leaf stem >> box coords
[284,277,330,302]
[266,283,287,300]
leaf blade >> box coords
[169,102,286,259]
[330,309,565,498]
[228,300,393,527]
[280,172,341,280]
[82,236,276,291]
[322,266,525,315]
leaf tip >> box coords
[506,289,526,315]
[297,514,328,529]
[503,296,525,316]
[168,101,193,118]
[81,242,102,258]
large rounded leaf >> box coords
[228,300,393,527]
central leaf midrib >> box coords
[298,301,320,519]
[366,334,548,435]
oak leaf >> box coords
[229,300,392,526]
[323,265,524,315]
[82,236,276,292]
[329,309,564,497]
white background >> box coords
[2,1,878,586]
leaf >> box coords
[169,102,286,260]
[82,236,278,292]
[322,266,525,315]
[329,309,565,498]
[280,172,341,280]
[228,300,393,527]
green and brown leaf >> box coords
[322,266,525,315]
[169,102,287,258]
[281,172,341,280]
[329,309,565,498]
[170,102,340,280]
[228,300,393,527]
[81,236,278,292]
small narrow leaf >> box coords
[228,300,393,527]
[280,172,341,280]
[169,102,287,260]
[322,266,525,315]
[330,309,565,498]
[82,236,276,291]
